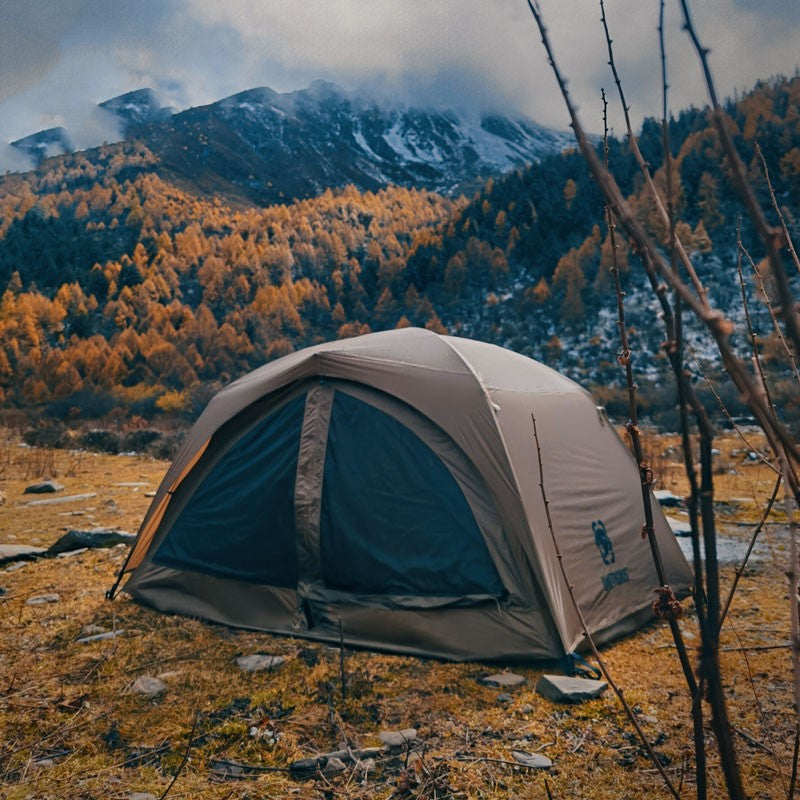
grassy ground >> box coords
[0,428,792,799]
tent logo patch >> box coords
[592,520,615,565]
[593,519,630,591]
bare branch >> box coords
[599,0,709,308]
[755,142,800,276]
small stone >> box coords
[24,480,64,494]
[480,672,526,688]
[33,758,55,768]
[535,674,608,704]
[653,489,684,508]
[48,529,135,554]
[25,492,97,507]
[26,593,60,605]
[57,548,87,558]
[497,693,513,704]
[82,624,107,635]
[379,728,418,748]
[665,515,692,537]
[77,630,126,643]
[639,715,659,725]
[0,543,46,565]
[511,750,552,769]
[519,704,534,714]
[289,757,322,778]
[127,794,157,800]
[144,491,156,497]
[130,675,166,698]
[235,654,286,672]
[323,756,347,775]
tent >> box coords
[113,328,692,662]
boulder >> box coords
[535,674,608,703]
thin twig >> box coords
[755,142,800,276]
[599,0,709,308]
[725,616,787,791]
[789,724,800,800]
[719,473,781,627]
[744,241,800,384]
[159,710,198,800]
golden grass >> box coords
[0,428,793,799]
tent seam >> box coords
[438,334,569,656]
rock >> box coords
[380,729,417,748]
[323,757,347,775]
[48,529,135,554]
[665,515,692,537]
[535,674,608,703]
[0,543,46,565]
[497,693,513,704]
[653,489,684,508]
[77,630,126,643]
[289,757,323,778]
[639,715,659,725]
[26,593,61,605]
[24,480,64,494]
[480,672,526,688]
[57,548,87,559]
[235,654,286,672]
[144,491,156,497]
[33,758,56,768]
[511,750,552,769]
[130,675,166,698]
[127,794,157,800]
[25,492,97,507]
[82,624,107,635]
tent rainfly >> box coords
[111,328,692,662]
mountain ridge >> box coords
[7,81,572,205]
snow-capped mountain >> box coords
[7,81,572,205]
[135,80,573,204]
[10,127,73,164]
[99,88,173,131]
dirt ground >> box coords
[0,428,793,799]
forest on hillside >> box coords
[1,76,799,425]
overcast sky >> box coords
[1,0,798,172]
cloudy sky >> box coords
[1,0,798,171]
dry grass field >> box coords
[0,427,792,799]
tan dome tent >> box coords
[111,328,691,662]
